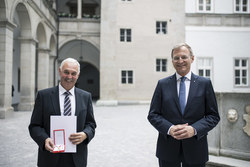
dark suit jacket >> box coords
[29,86,96,167]
[148,73,220,164]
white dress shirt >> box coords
[59,83,76,116]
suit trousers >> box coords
[57,153,75,167]
[158,142,205,167]
[158,159,205,167]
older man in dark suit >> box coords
[148,43,220,167]
[29,58,96,167]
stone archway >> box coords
[13,3,35,111]
[58,39,100,99]
[12,8,21,109]
[77,62,100,99]
[0,0,6,19]
[49,35,57,87]
[0,0,16,118]
[36,22,49,92]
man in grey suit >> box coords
[29,58,96,167]
[148,43,220,167]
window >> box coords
[197,58,212,80]
[197,0,212,12]
[156,21,167,34]
[121,70,133,84]
[120,29,132,42]
[156,59,167,72]
[235,0,248,13]
[234,59,248,86]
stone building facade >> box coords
[1,0,250,118]
[0,0,57,118]
[1,0,250,163]
[186,0,250,93]
[97,0,185,105]
[0,0,185,118]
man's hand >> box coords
[45,138,54,152]
[69,132,87,145]
[170,123,195,140]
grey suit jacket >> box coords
[29,86,96,167]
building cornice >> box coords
[186,13,250,27]
[59,18,101,23]
[0,20,17,30]
[18,37,38,44]
[37,47,51,53]
[186,13,250,17]
[59,31,100,38]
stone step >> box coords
[206,155,250,167]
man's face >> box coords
[172,46,194,76]
[59,61,79,91]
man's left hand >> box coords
[172,124,195,140]
[69,132,87,145]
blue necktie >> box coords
[63,91,71,116]
[179,77,186,115]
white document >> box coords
[50,116,77,153]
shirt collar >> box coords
[176,71,192,81]
[59,83,75,96]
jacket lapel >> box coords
[50,86,61,115]
[169,74,182,114]
[74,88,80,116]
[184,73,199,114]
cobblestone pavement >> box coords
[0,105,158,167]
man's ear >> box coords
[59,68,62,75]
[191,56,194,63]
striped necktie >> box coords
[63,91,71,116]
[179,77,186,115]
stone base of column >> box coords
[0,106,14,119]
[96,100,118,106]
[18,102,34,111]
[95,100,150,106]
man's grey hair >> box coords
[171,43,194,58]
[60,58,80,74]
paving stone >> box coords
[1,104,249,167]
[0,105,158,167]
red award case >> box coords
[53,129,65,153]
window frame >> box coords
[121,70,133,84]
[120,28,132,42]
[234,0,249,13]
[196,57,213,81]
[156,21,167,34]
[234,58,248,87]
[156,58,167,72]
[197,0,213,13]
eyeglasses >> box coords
[172,55,190,62]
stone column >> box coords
[18,37,37,111]
[37,48,50,90]
[0,20,16,119]
[77,0,82,19]
[49,53,56,87]
[52,0,56,10]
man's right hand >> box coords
[170,123,195,140]
[45,138,54,152]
